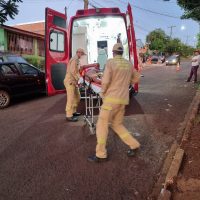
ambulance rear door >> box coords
[45,8,68,95]
[126,4,139,92]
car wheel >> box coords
[0,90,10,109]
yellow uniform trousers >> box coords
[96,102,140,158]
[64,83,80,117]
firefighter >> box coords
[88,43,141,162]
[64,48,86,122]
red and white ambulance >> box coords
[45,4,138,95]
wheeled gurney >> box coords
[79,64,102,134]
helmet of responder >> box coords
[112,43,124,53]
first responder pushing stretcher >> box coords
[64,48,86,122]
[88,43,141,162]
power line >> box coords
[90,0,104,8]
[135,24,151,33]
[67,0,73,9]
[116,0,181,19]
[133,5,180,19]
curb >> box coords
[150,89,200,200]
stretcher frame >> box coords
[81,76,101,135]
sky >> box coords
[6,0,200,47]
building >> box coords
[13,21,45,36]
[0,24,45,57]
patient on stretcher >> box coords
[80,63,103,85]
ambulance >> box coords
[45,4,138,95]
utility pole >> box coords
[168,25,176,38]
[84,0,88,10]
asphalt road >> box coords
[0,62,198,200]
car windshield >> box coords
[72,16,129,65]
[6,56,27,63]
[168,55,177,60]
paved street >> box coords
[0,62,198,200]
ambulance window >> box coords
[53,16,66,28]
[50,31,64,52]
[58,33,64,51]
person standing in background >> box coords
[186,50,200,83]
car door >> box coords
[0,63,23,96]
[17,63,41,93]
[45,8,68,96]
[126,4,139,92]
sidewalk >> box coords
[155,87,200,200]
[172,112,200,200]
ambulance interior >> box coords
[71,16,130,70]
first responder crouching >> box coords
[64,48,86,122]
[88,43,141,162]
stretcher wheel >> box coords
[89,126,96,135]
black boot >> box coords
[87,155,108,163]
[73,112,81,117]
[66,116,78,122]
[127,148,139,157]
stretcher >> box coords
[78,63,136,134]
[79,64,102,135]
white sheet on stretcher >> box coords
[79,77,101,94]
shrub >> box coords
[23,55,45,70]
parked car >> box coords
[165,55,179,65]
[0,62,46,108]
[151,55,159,64]
[0,52,28,63]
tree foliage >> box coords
[177,0,200,22]
[146,29,194,56]
[146,29,170,52]
[197,33,200,48]
[0,0,23,24]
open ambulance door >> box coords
[45,8,68,95]
[126,4,139,92]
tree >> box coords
[146,28,194,56]
[197,33,200,48]
[0,0,23,24]
[164,38,182,54]
[177,0,200,22]
[146,29,170,52]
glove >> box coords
[99,92,104,99]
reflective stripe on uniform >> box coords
[120,132,130,139]
[104,97,128,105]
[101,105,112,110]
[114,57,130,69]
[97,138,106,145]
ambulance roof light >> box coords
[76,8,121,16]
